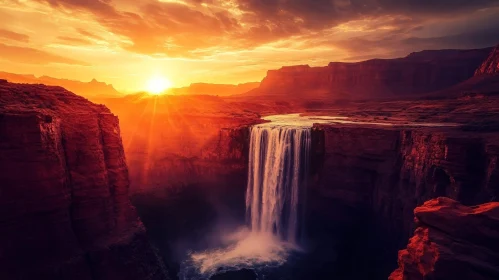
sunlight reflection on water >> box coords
[260,113,458,127]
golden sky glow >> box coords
[0,0,498,92]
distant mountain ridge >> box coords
[169,82,260,96]
[0,71,122,98]
[0,71,260,98]
[249,46,495,100]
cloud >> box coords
[77,28,105,41]
[0,29,29,42]
[57,36,94,45]
[0,43,89,65]
[6,0,499,62]
[29,0,498,58]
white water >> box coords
[246,125,311,244]
[180,120,311,279]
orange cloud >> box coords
[57,36,93,45]
[0,0,498,91]
[0,43,88,65]
[0,29,29,43]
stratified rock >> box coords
[0,82,169,279]
[389,197,499,280]
[475,45,499,75]
[256,47,491,100]
[310,125,499,278]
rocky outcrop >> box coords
[475,45,499,75]
[310,125,499,278]
[0,82,168,279]
[389,198,499,280]
[256,47,492,100]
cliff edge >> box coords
[0,81,169,279]
[389,197,499,280]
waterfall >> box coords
[245,125,311,244]
[180,119,313,279]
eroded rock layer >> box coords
[0,82,168,280]
[389,197,499,280]
[310,124,499,278]
[255,47,492,99]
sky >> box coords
[0,0,498,92]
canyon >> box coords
[2,44,499,280]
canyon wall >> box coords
[98,94,262,195]
[475,45,499,75]
[390,198,499,280]
[255,47,492,100]
[310,124,499,278]
[0,81,168,280]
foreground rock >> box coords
[389,197,499,280]
[0,82,168,279]
[310,124,499,278]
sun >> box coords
[146,76,173,95]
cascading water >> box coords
[180,117,312,279]
[246,126,311,244]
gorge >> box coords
[2,44,499,280]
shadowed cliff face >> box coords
[0,81,168,280]
[309,125,499,279]
[253,47,492,100]
[390,198,499,280]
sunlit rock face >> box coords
[257,47,492,100]
[390,198,499,280]
[0,82,168,280]
[475,45,499,75]
[99,94,263,195]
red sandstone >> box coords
[0,81,168,280]
[390,197,499,280]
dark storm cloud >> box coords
[378,0,499,15]
[403,27,499,50]
[237,0,499,26]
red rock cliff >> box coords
[475,45,499,75]
[311,124,499,277]
[257,48,492,99]
[0,81,168,280]
[389,197,499,280]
